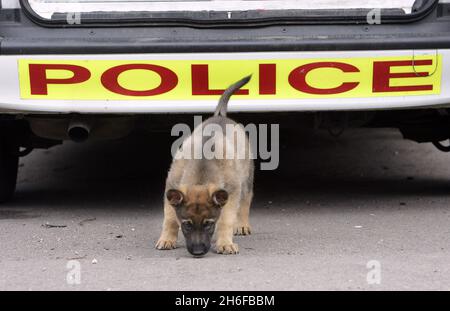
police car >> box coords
[1,0,449,202]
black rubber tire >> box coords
[0,138,19,204]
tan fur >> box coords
[156,77,254,255]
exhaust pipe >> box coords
[67,117,92,143]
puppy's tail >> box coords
[214,75,252,117]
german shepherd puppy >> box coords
[156,76,254,256]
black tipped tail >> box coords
[214,75,252,117]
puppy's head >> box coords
[166,185,228,257]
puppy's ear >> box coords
[166,189,184,207]
[212,190,228,207]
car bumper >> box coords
[0,49,449,114]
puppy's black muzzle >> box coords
[185,231,212,257]
[188,243,210,257]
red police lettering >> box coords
[372,60,433,93]
[259,64,277,95]
[289,62,360,95]
[29,64,91,95]
[101,64,178,96]
[191,64,249,95]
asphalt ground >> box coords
[1,127,449,290]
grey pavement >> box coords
[0,128,449,290]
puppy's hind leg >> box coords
[234,190,253,236]
[156,200,179,250]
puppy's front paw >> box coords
[215,242,239,255]
[234,225,252,236]
[155,239,177,250]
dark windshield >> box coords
[22,0,438,27]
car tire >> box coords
[0,137,19,204]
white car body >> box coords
[0,49,447,114]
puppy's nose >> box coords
[190,244,208,256]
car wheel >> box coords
[0,137,19,203]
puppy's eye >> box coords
[182,221,193,231]
[203,220,215,230]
